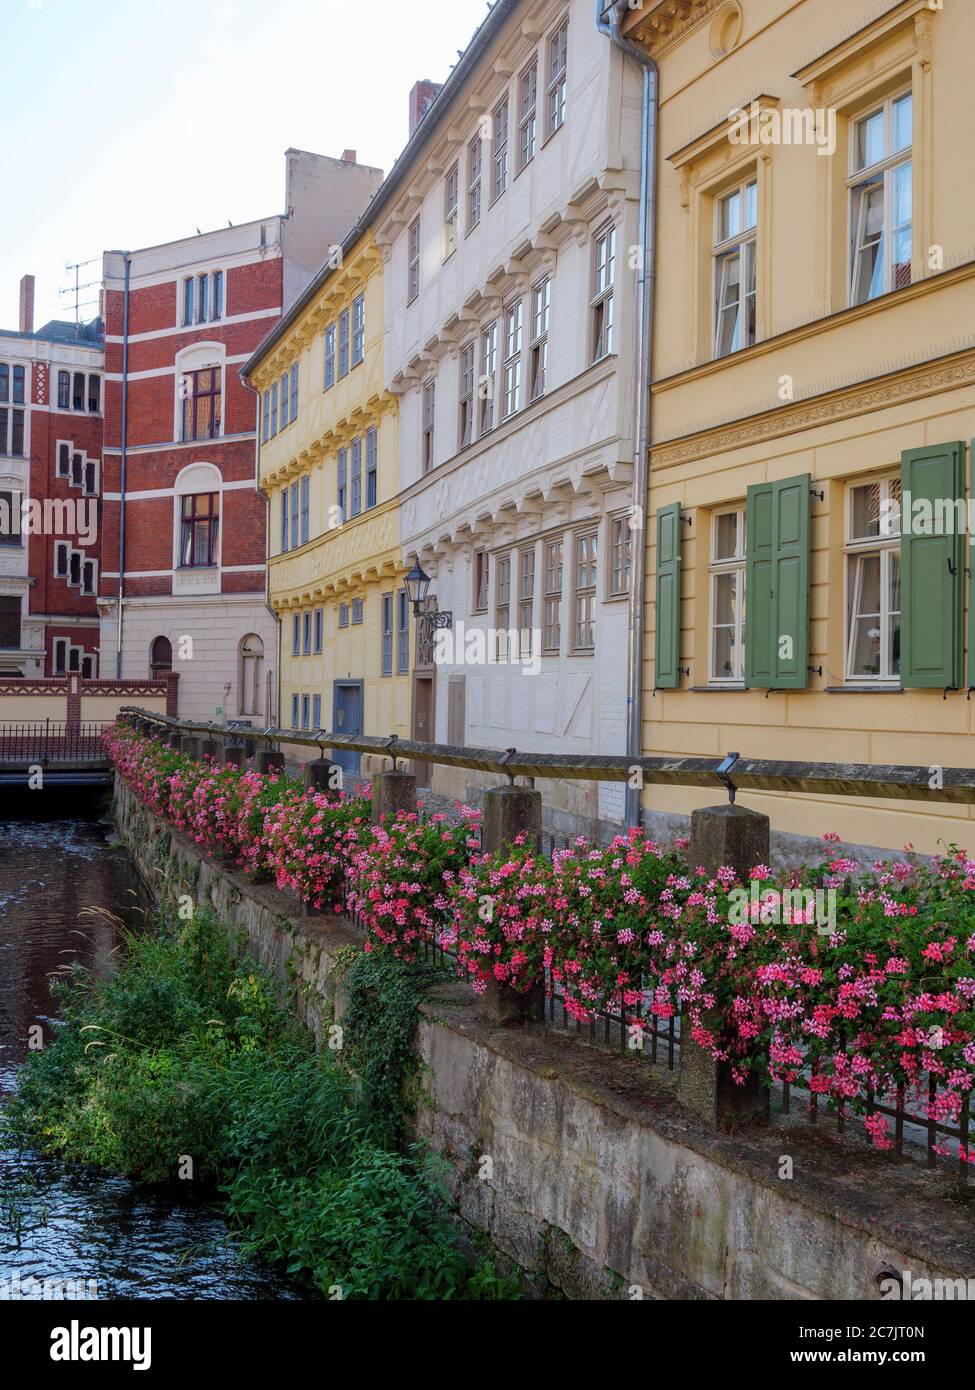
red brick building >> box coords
[0,274,104,678]
[97,149,382,720]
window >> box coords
[381,593,394,675]
[72,373,84,411]
[352,598,363,625]
[337,448,347,520]
[709,508,746,683]
[543,538,563,653]
[238,635,264,726]
[492,98,509,202]
[198,274,209,324]
[290,362,299,422]
[55,541,69,577]
[81,559,96,596]
[69,550,81,587]
[183,277,195,326]
[57,370,70,410]
[84,459,97,496]
[53,637,68,673]
[444,165,459,258]
[350,437,362,517]
[185,272,222,323]
[262,390,270,443]
[495,553,511,659]
[290,481,299,551]
[0,596,19,650]
[473,549,489,613]
[529,276,550,402]
[0,490,20,544]
[352,295,365,367]
[57,442,70,477]
[312,694,322,728]
[547,20,568,137]
[366,427,378,509]
[213,270,223,321]
[397,589,410,673]
[518,61,538,172]
[71,452,83,488]
[303,612,312,656]
[845,477,901,682]
[591,225,616,362]
[339,602,350,629]
[0,404,24,457]
[459,341,475,448]
[468,136,483,231]
[280,489,289,552]
[480,322,498,434]
[324,323,336,389]
[182,367,221,441]
[300,475,310,546]
[850,91,912,305]
[301,694,310,729]
[314,608,324,653]
[280,371,289,429]
[713,179,758,357]
[291,693,299,728]
[292,615,300,657]
[180,493,219,568]
[13,366,24,404]
[338,309,351,378]
[408,217,421,304]
[573,532,597,651]
[609,514,632,597]
[422,381,436,474]
[518,546,535,659]
[87,375,100,412]
[502,300,523,419]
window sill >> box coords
[825,684,903,693]
[691,685,747,691]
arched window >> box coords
[239,634,264,717]
[150,636,173,678]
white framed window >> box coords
[459,340,475,449]
[518,60,538,172]
[543,537,563,654]
[183,271,223,325]
[351,597,363,625]
[408,217,421,303]
[572,531,597,652]
[468,135,482,231]
[381,593,394,675]
[849,90,912,305]
[713,178,757,358]
[339,602,349,629]
[314,608,323,653]
[591,225,616,363]
[609,513,632,597]
[338,308,351,378]
[479,321,498,434]
[529,275,550,402]
[352,295,365,366]
[473,549,489,614]
[709,507,746,684]
[444,164,459,258]
[495,552,511,660]
[502,299,523,419]
[492,97,509,202]
[547,19,568,138]
[422,380,436,474]
[290,362,298,423]
[845,476,901,683]
[324,323,336,389]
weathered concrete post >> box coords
[677,801,771,1129]
[371,769,417,825]
[258,748,286,775]
[478,784,545,1025]
[199,733,221,760]
[179,734,201,759]
[222,741,245,768]
[304,757,340,795]
[166,731,182,750]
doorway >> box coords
[332,680,363,776]
[411,674,435,786]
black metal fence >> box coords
[0,721,112,763]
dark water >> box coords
[0,792,309,1300]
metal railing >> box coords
[0,720,113,763]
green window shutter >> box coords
[901,442,965,690]
[745,474,811,690]
[654,502,682,689]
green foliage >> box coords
[3,908,519,1300]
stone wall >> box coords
[114,775,975,1301]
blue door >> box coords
[332,681,363,775]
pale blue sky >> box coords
[0,0,493,329]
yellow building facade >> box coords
[628,0,975,858]
[247,232,410,776]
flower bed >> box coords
[106,725,975,1157]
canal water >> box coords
[0,792,309,1300]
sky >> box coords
[0,0,494,330]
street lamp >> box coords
[404,557,452,629]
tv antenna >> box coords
[59,256,101,333]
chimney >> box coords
[19,275,34,335]
[341,148,357,164]
[409,80,443,137]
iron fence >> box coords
[0,721,112,763]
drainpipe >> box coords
[241,373,282,727]
[596,1,659,829]
[116,253,131,679]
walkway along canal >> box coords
[0,789,309,1300]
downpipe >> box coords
[596,1,659,829]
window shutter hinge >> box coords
[677,666,690,679]
[944,685,959,701]
[947,557,958,577]
[807,665,822,678]
[810,487,824,502]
